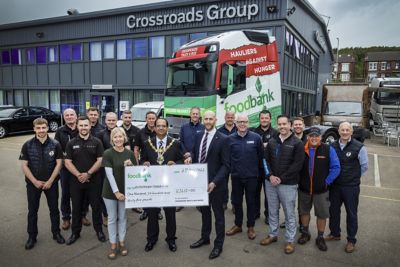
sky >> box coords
[0,0,399,49]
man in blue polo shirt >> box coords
[225,114,263,240]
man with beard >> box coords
[190,111,229,259]
[141,118,191,253]
[20,118,65,249]
[64,116,106,245]
[87,107,106,137]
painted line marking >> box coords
[368,153,400,158]
[374,154,381,187]
[361,184,400,191]
[360,195,400,202]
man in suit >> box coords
[140,118,191,252]
[190,111,230,260]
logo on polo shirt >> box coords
[346,152,352,157]
[73,145,80,149]
[49,151,54,156]
[247,141,255,144]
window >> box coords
[117,40,133,60]
[172,35,188,53]
[29,90,49,108]
[50,90,60,112]
[333,63,338,72]
[341,63,349,72]
[90,42,102,61]
[340,73,350,82]
[369,62,377,71]
[396,62,399,70]
[103,41,115,59]
[60,90,84,114]
[71,44,82,61]
[1,50,10,64]
[381,62,386,70]
[190,32,207,41]
[59,44,70,63]
[14,90,24,106]
[26,48,35,64]
[48,46,58,63]
[134,39,147,58]
[149,36,165,58]
[386,62,391,70]
[36,47,47,64]
[11,49,21,65]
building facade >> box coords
[333,54,356,82]
[0,0,333,118]
[364,51,400,82]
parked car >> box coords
[0,106,61,138]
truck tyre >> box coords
[324,131,338,145]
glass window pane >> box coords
[190,32,207,41]
[50,90,60,112]
[1,50,10,64]
[103,41,114,59]
[60,89,84,115]
[90,42,102,61]
[48,46,58,63]
[14,90,24,106]
[149,36,165,58]
[26,48,35,64]
[117,40,133,60]
[71,44,82,61]
[36,47,46,64]
[11,49,21,65]
[29,90,49,108]
[60,44,70,63]
[172,35,188,52]
[134,39,147,58]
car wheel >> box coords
[324,131,338,145]
[49,120,59,132]
[0,125,7,138]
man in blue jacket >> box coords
[225,114,263,240]
[297,127,340,251]
[190,111,230,259]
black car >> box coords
[0,106,61,138]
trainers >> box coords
[297,232,311,245]
[325,234,341,241]
[260,236,277,246]
[284,242,295,254]
[316,236,328,251]
[345,242,355,253]
[82,217,91,226]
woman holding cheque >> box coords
[102,127,136,259]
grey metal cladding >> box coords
[103,61,116,84]
[149,59,165,85]
[60,64,71,85]
[48,65,59,85]
[12,66,23,86]
[2,67,12,86]
[26,65,37,85]
[37,65,48,85]
[117,61,133,85]
[71,63,84,85]
[90,62,102,84]
[133,60,148,85]
[0,0,285,46]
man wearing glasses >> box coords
[225,114,263,241]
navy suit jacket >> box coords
[193,130,230,192]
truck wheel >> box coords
[0,125,7,138]
[324,132,338,145]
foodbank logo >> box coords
[224,77,274,113]
[127,172,151,182]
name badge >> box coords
[247,141,255,144]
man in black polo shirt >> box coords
[133,111,162,221]
[121,110,140,151]
[20,118,65,250]
[250,110,278,225]
[87,106,105,137]
[64,116,106,245]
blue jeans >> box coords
[103,198,127,243]
[265,180,298,242]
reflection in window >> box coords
[117,40,133,60]
[172,35,188,52]
[11,49,21,65]
[90,42,102,61]
[60,44,70,63]
[29,90,49,108]
[149,36,165,58]
[190,32,207,41]
[134,39,147,58]
[26,48,35,64]
[36,47,47,64]
[103,41,115,59]
[71,44,82,61]
[1,50,10,64]
[48,46,58,63]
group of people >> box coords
[20,106,368,261]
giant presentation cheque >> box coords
[125,164,209,208]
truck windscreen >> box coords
[166,61,216,96]
[325,102,362,116]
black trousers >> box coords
[200,190,225,249]
[26,182,60,238]
[255,178,269,218]
[329,184,360,244]
[147,207,176,243]
[60,167,89,221]
[70,178,103,235]
[231,178,258,228]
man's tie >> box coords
[200,132,208,163]
[159,140,164,151]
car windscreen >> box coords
[131,107,159,121]
[0,108,18,118]
[324,102,362,116]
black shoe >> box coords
[167,241,177,252]
[316,236,328,251]
[140,211,148,221]
[131,208,143,214]
[53,233,65,244]
[25,237,37,250]
[96,231,106,242]
[279,222,286,228]
[66,234,80,245]
[209,247,223,259]
[190,238,210,249]
[255,213,260,219]
[297,232,311,245]
[145,241,156,252]
[222,203,227,210]
[176,207,184,212]
[196,206,202,212]
[158,212,163,220]
[264,217,269,225]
